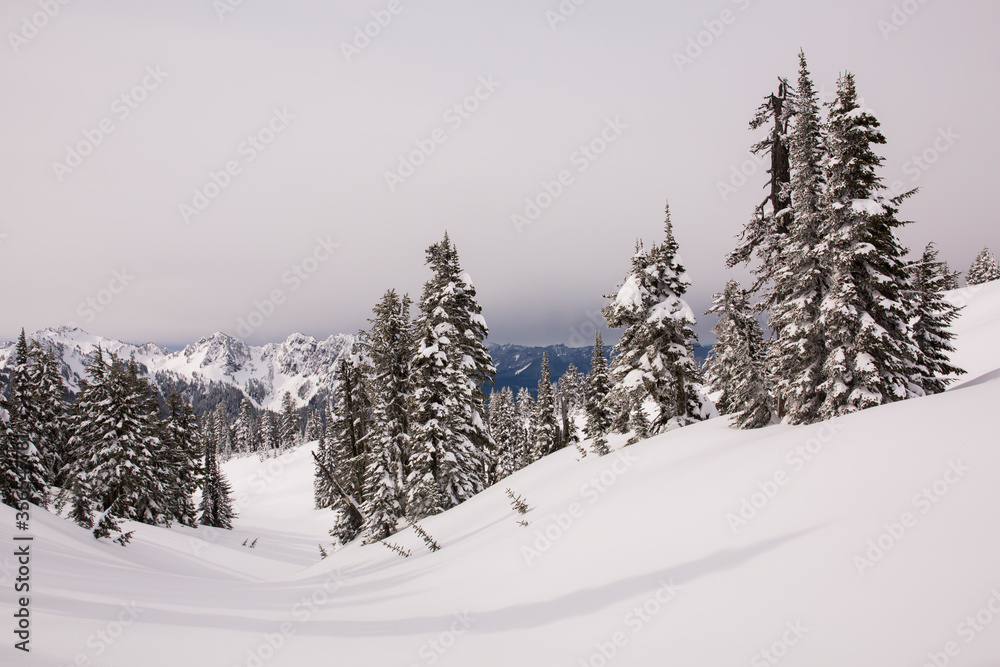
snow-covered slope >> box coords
[3,282,1000,666]
[0,327,354,411]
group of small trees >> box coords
[487,355,587,473]
[0,330,224,542]
[220,393,304,461]
[707,51,970,428]
[967,247,1000,286]
[314,233,497,546]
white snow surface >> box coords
[4,283,1000,665]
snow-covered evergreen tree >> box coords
[212,404,232,460]
[359,290,412,542]
[5,330,49,505]
[279,391,300,449]
[910,243,966,394]
[0,390,22,507]
[161,391,203,527]
[704,281,772,429]
[325,352,371,542]
[584,332,612,455]
[727,77,793,309]
[514,388,536,468]
[558,364,586,412]
[767,51,828,424]
[67,352,169,539]
[489,387,523,481]
[817,72,923,419]
[967,247,1000,285]
[625,394,650,445]
[234,398,258,456]
[23,342,69,487]
[406,234,493,520]
[531,353,559,461]
[198,423,236,530]
[115,359,172,528]
[603,202,706,431]
[258,411,278,458]
[63,347,111,527]
[305,409,324,443]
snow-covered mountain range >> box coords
[3,328,702,415]
[0,327,355,414]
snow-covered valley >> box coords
[3,282,999,665]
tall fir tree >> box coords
[260,410,280,457]
[234,398,258,455]
[305,409,324,443]
[816,72,924,419]
[514,388,535,470]
[767,51,828,424]
[280,391,300,449]
[967,247,1000,285]
[359,290,412,542]
[161,391,203,527]
[727,77,794,309]
[212,404,233,460]
[6,329,49,505]
[0,390,22,507]
[558,363,586,412]
[325,352,371,542]
[603,203,705,431]
[63,347,111,528]
[406,234,493,519]
[489,387,524,481]
[66,353,169,539]
[531,353,559,461]
[909,243,966,394]
[703,281,772,429]
[198,423,236,530]
[24,343,69,486]
[584,332,613,455]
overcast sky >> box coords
[1,0,997,348]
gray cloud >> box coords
[1,0,996,347]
